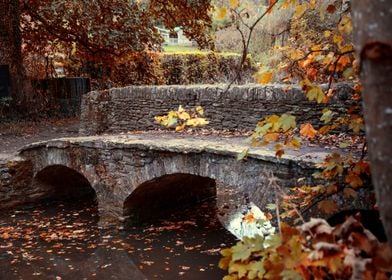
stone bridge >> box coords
[4,133,330,227]
[0,84,372,227]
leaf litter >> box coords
[0,198,236,279]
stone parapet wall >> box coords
[80,83,357,136]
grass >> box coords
[162,45,200,53]
[162,45,240,57]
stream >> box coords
[0,198,237,280]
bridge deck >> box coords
[20,131,346,167]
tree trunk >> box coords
[352,1,392,246]
[0,0,30,103]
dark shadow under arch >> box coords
[123,173,216,225]
[33,165,96,203]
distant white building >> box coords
[155,26,194,47]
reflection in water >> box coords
[0,198,236,280]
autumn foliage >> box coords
[219,217,392,280]
[20,0,214,88]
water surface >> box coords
[0,199,236,279]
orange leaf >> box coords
[300,123,317,139]
[343,188,358,198]
[257,71,273,84]
[229,0,239,9]
[243,212,256,223]
[265,132,280,142]
[318,200,337,214]
[326,4,336,13]
[216,7,228,20]
[275,149,285,158]
[268,0,277,13]
[345,172,363,188]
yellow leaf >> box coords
[294,3,307,18]
[178,111,190,121]
[186,118,209,127]
[216,7,228,20]
[286,137,301,149]
[340,45,353,53]
[229,0,239,9]
[324,30,331,38]
[333,34,344,48]
[299,78,313,88]
[196,106,204,116]
[168,111,177,118]
[338,15,352,34]
[257,71,273,84]
[154,115,167,124]
[300,123,317,139]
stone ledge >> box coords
[20,133,347,169]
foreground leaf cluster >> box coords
[220,217,392,280]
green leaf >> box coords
[165,116,178,127]
[264,234,281,248]
[266,203,277,210]
[255,122,273,134]
[339,142,350,148]
[279,114,296,131]
[231,236,264,262]
[320,109,334,124]
[342,67,354,79]
[281,269,303,280]
[237,148,249,161]
[307,86,325,103]
[245,261,265,279]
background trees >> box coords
[0,0,30,103]
[1,0,214,95]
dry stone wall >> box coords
[0,156,34,208]
[80,83,357,135]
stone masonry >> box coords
[0,133,373,227]
[80,83,357,135]
[0,84,372,227]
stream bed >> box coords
[0,198,236,280]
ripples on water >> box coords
[0,199,236,280]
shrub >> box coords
[160,51,256,84]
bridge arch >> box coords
[123,173,216,224]
[32,164,97,203]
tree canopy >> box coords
[20,0,213,85]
